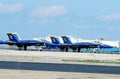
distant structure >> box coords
[99,37,104,41]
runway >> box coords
[0,61,120,75]
[0,49,120,78]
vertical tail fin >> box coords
[6,32,20,42]
[61,35,72,44]
[50,36,60,44]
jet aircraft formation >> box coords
[0,32,114,52]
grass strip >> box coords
[62,59,120,64]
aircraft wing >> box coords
[44,41,59,47]
[16,40,45,45]
[98,43,113,48]
[72,42,98,48]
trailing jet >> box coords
[41,36,70,52]
[49,36,71,52]
[6,32,45,50]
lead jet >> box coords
[61,35,99,52]
[6,32,45,50]
[61,35,113,52]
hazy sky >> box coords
[0,0,120,41]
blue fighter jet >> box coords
[42,36,70,52]
[61,35,113,52]
[6,32,45,50]
[49,36,71,52]
[61,35,99,52]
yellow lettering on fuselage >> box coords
[10,35,13,40]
